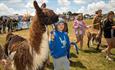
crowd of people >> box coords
[0,16,30,34]
[48,10,114,70]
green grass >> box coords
[0,19,115,70]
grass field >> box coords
[0,19,115,70]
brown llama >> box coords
[0,45,6,59]
[0,45,12,70]
[4,1,58,70]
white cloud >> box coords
[73,0,86,4]
[57,0,71,14]
[58,0,71,6]
[41,0,48,3]
[77,6,85,13]
[26,0,48,8]
[0,3,32,16]
[87,1,105,13]
[56,7,69,14]
[105,0,115,12]
[0,3,16,16]
[8,0,23,3]
[5,0,25,8]
[26,1,33,8]
[76,0,115,14]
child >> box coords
[49,19,70,70]
[102,11,115,61]
[73,14,87,50]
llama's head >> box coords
[33,1,58,25]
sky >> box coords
[0,0,115,16]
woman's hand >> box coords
[50,31,54,40]
[112,26,115,29]
[86,25,93,29]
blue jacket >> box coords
[49,30,70,58]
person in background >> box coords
[0,17,3,34]
[102,11,115,61]
[73,14,88,50]
[92,9,103,30]
[61,17,79,57]
[49,19,70,70]
[91,9,103,50]
[2,18,7,33]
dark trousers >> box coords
[3,24,6,33]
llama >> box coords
[0,45,12,70]
[87,24,103,50]
[4,1,58,70]
[0,45,6,60]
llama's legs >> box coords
[90,37,94,46]
[3,24,6,33]
[87,32,91,48]
[87,38,91,48]
[71,42,79,54]
[0,26,2,34]
[96,36,102,50]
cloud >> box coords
[76,0,115,14]
[0,0,26,11]
[26,0,48,8]
[8,0,23,3]
[57,0,71,14]
[58,0,71,6]
[0,3,16,16]
[0,0,49,15]
[73,0,86,4]
[26,1,34,8]
[105,0,115,12]
[56,7,69,14]
[0,0,114,16]
[77,6,85,13]
[0,2,33,16]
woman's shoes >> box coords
[106,55,113,61]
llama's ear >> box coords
[41,3,46,8]
[33,0,42,13]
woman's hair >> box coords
[107,11,114,18]
[77,14,83,20]
[95,9,102,14]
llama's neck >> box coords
[29,15,46,53]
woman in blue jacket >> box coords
[49,19,70,70]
